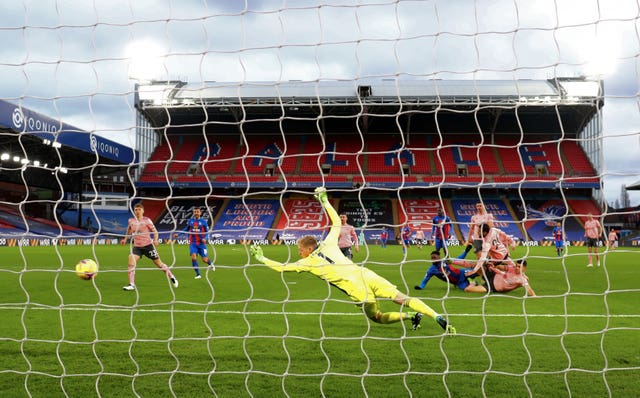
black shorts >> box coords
[483,268,497,293]
[586,238,598,248]
[473,239,483,253]
[340,247,353,259]
[132,244,160,260]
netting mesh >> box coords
[0,1,639,397]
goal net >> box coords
[1,1,639,397]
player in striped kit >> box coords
[465,223,536,296]
[120,203,178,291]
[184,207,215,279]
[458,202,495,259]
[584,213,604,267]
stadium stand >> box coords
[299,133,363,175]
[137,199,166,223]
[233,135,289,175]
[367,138,417,175]
[567,198,602,223]
[435,138,501,176]
[511,198,584,241]
[561,140,597,175]
[0,205,90,237]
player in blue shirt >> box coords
[379,227,389,248]
[431,208,452,254]
[414,250,486,293]
[552,221,564,256]
[401,224,412,254]
[184,207,215,278]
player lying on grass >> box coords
[414,250,487,293]
[484,259,536,296]
[250,187,456,334]
[464,223,536,296]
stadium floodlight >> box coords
[125,39,166,82]
[0,153,9,161]
[52,141,62,148]
[13,156,20,162]
[42,139,51,145]
[20,159,29,164]
[33,160,40,167]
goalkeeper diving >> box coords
[250,187,456,334]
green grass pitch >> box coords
[0,243,638,397]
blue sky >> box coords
[0,0,638,205]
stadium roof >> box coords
[137,77,601,104]
[0,99,138,191]
[627,180,640,191]
[135,77,603,136]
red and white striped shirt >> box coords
[339,224,358,250]
[480,228,510,260]
[584,219,601,239]
[470,212,495,240]
[128,216,156,247]
[492,264,529,293]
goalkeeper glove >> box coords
[250,244,265,262]
[313,186,328,203]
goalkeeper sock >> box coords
[405,298,437,319]
[378,312,405,324]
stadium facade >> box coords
[126,77,612,245]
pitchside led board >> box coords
[0,99,136,164]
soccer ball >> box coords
[75,259,98,280]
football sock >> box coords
[378,312,405,324]
[192,259,200,276]
[405,298,437,319]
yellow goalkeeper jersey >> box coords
[262,198,398,303]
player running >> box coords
[120,203,178,291]
[250,187,456,334]
[182,207,215,279]
[401,224,412,254]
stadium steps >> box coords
[558,146,575,175]
[267,205,286,241]
[493,147,506,175]
[567,198,602,225]
[427,151,437,177]
[139,199,168,224]
[390,198,401,240]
